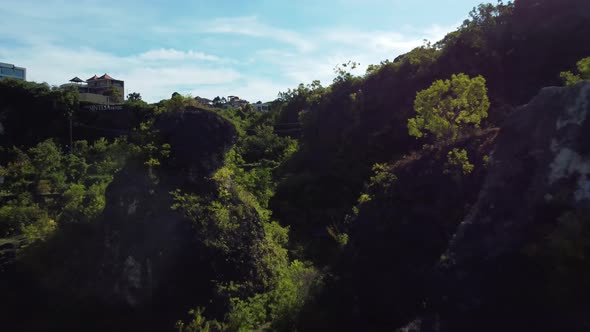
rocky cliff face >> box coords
[448,82,590,261]
[93,109,240,328]
[405,82,590,331]
[3,108,270,331]
[156,107,237,182]
[345,129,498,330]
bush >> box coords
[560,56,590,86]
[226,260,319,331]
[445,148,474,176]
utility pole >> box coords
[69,114,73,153]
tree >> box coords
[60,85,80,117]
[104,86,123,103]
[127,92,142,101]
[560,56,590,86]
[163,93,198,113]
[28,139,66,191]
[333,60,360,83]
[212,96,222,107]
[408,73,490,142]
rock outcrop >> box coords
[345,129,498,330]
[83,109,243,330]
[156,107,238,181]
[408,82,590,331]
[448,82,590,262]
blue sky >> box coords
[0,0,485,103]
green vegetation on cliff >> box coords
[0,78,309,331]
[2,0,590,331]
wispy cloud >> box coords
[201,16,316,52]
[125,66,242,101]
[253,23,458,87]
[320,29,419,51]
[137,49,222,62]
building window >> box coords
[0,67,24,78]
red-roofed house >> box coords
[62,73,125,105]
[86,73,124,98]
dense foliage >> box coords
[2,0,590,331]
[0,138,139,240]
[0,79,311,331]
[165,101,309,331]
[268,0,590,330]
[270,0,590,262]
[560,56,590,86]
[408,73,489,142]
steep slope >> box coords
[271,0,590,259]
[296,128,499,331]
[299,82,590,332]
[428,81,590,332]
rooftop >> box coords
[86,73,120,81]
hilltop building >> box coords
[228,96,249,108]
[62,73,124,105]
[253,101,271,112]
[195,96,213,107]
[0,62,26,80]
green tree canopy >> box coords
[408,73,490,142]
[104,86,123,103]
[127,92,142,101]
[60,85,80,117]
[560,56,590,86]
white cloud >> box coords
[137,49,221,62]
[252,24,455,87]
[320,29,420,51]
[125,67,242,102]
[255,49,298,59]
[424,23,460,41]
[126,66,241,88]
[202,16,315,52]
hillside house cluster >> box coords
[228,96,249,108]
[194,95,271,112]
